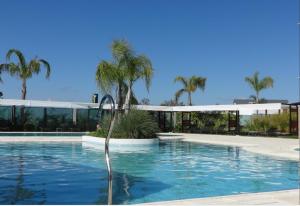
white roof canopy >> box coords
[0,99,286,115]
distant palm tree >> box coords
[245,71,273,103]
[0,49,51,100]
[96,40,153,113]
[174,75,206,106]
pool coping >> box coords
[139,189,299,205]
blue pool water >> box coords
[0,140,298,204]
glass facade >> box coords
[0,105,292,135]
[0,106,99,132]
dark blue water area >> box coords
[0,140,298,204]
[0,152,168,204]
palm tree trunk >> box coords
[21,79,27,129]
[256,91,259,104]
[21,79,27,100]
[188,92,192,106]
[124,82,132,114]
[117,83,123,112]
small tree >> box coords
[245,72,273,103]
[0,49,51,100]
[174,75,206,106]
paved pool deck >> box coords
[141,189,299,205]
[159,133,300,161]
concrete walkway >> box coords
[159,133,299,161]
[142,189,299,205]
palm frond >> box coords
[28,59,41,75]
[6,49,26,68]
[259,77,273,90]
[135,55,153,92]
[174,76,188,87]
[0,63,8,72]
[96,60,119,94]
[1,63,20,77]
[111,39,133,63]
[190,75,206,91]
[245,77,255,89]
[175,88,186,103]
[39,59,51,78]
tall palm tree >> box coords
[174,75,206,106]
[96,61,139,111]
[96,40,153,113]
[0,49,51,100]
[112,40,153,113]
[245,71,273,103]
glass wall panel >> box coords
[88,109,99,131]
[0,106,12,131]
[77,109,88,131]
[23,107,45,131]
[46,108,73,131]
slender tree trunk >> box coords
[256,91,259,104]
[123,81,132,114]
[117,83,123,112]
[21,79,27,100]
[21,79,27,129]
[188,92,192,106]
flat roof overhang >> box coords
[0,99,286,115]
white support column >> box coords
[73,108,77,126]
[173,112,177,129]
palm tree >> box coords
[174,75,206,106]
[0,49,51,100]
[245,71,273,103]
[96,40,153,113]
[112,40,153,113]
[95,61,138,111]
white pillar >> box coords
[173,112,177,129]
[73,109,77,125]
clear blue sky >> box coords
[0,0,298,105]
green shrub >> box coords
[191,112,228,132]
[244,113,289,133]
[90,110,159,139]
[270,112,289,133]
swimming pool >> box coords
[0,139,298,204]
